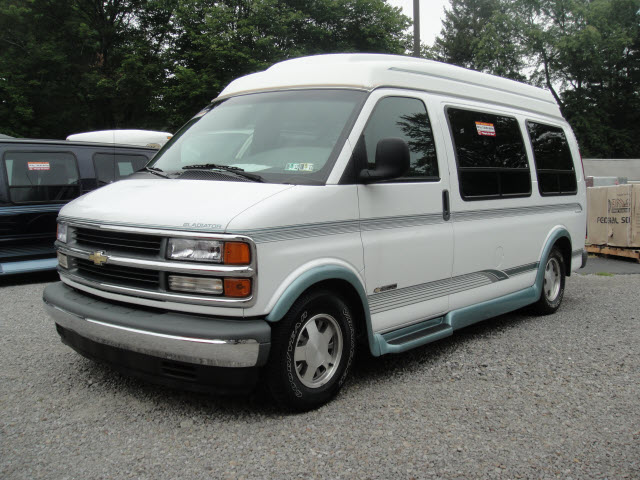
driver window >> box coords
[362,96,439,180]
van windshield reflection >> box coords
[149,90,366,185]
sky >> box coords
[387,0,451,46]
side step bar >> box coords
[375,317,453,355]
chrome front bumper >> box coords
[43,282,270,368]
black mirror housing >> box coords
[358,137,410,184]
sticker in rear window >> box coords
[475,122,496,137]
[285,163,300,171]
[27,162,50,171]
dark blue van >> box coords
[0,139,157,275]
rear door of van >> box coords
[439,101,583,316]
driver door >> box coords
[354,91,454,333]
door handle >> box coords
[442,190,451,221]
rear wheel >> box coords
[532,246,566,315]
[265,289,356,411]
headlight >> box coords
[168,239,223,262]
[167,238,250,264]
[57,223,68,243]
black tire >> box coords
[531,246,566,315]
[265,289,356,412]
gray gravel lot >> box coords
[1,274,638,479]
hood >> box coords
[60,178,293,232]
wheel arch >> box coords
[554,235,573,276]
[264,265,378,355]
[535,227,572,299]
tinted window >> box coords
[527,122,577,195]
[361,97,439,180]
[94,153,149,184]
[3,151,80,203]
[447,108,530,200]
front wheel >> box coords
[532,246,566,315]
[265,289,356,411]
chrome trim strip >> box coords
[59,271,254,306]
[368,264,539,314]
[504,262,539,276]
[452,203,582,222]
[241,220,360,243]
[58,244,254,276]
[360,213,445,231]
[60,216,238,237]
[45,301,260,368]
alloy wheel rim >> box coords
[294,313,343,389]
[543,257,561,302]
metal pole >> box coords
[413,0,421,57]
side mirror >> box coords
[358,137,410,184]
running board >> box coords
[374,317,453,355]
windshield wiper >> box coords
[182,163,263,182]
[142,166,170,178]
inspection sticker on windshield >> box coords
[475,122,496,136]
[285,163,314,172]
[27,162,50,171]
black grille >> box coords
[0,217,18,235]
[75,258,160,289]
[75,227,162,255]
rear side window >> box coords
[94,153,149,184]
[361,96,439,180]
[3,151,80,203]
[526,122,577,196]
[447,108,531,200]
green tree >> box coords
[516,0,640,157]
[0,0,174,138]
[431,0,525,80]
[432,0,640,157]
[163,0,410,129]
[0,0,410,137]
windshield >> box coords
[149,89,366,185]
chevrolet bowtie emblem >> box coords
[88,251,108,266]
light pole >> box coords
[413,0,420,57]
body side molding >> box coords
[373,227,572,356]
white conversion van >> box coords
[43,54,587,411]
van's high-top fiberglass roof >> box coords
[219,54,562,120]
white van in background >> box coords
[44,54,587,411]
[67,129,172,149]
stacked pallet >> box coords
[586,184,640,262]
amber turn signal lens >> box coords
[224,242,250,265]
[224,278,251,298]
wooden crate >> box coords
[586,244,640,263]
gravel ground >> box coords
[1,274,638,479]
